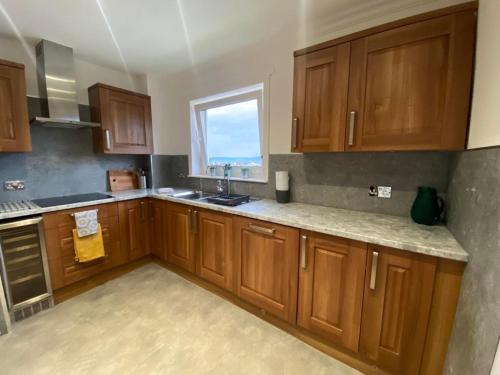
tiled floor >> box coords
[0,263,360,374]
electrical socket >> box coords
[377,186,392,198]
[4,181,25,191]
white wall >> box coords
[0,35,147,105]
[467,0,500,149]
[149,0,500,155]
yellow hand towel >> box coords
[72,224,105,263]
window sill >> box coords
[188,174,268,184]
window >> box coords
[189,83,268,181]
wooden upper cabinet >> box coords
[0,59,31,152]
[297,232,367,352]
[88,83,153,154]
[118,199,151,261]
[292,4,476,152]
[360,245,437,375]
[165,202,196,273]
[292,44,350,152]
[196,210,233,291]
[347,12,475,151]
[233,217,299,323]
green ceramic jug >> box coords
[411,186,444,225]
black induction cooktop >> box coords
[32,193,113,208]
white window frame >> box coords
[189,82,269,183]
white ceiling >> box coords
[0,0,468,75]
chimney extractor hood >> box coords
[30,40,100,129]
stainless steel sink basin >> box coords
[173,191,217,200]
[173,190,252,206]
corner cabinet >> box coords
[149,199,165,260]
[118,199,151,261]
[233,216,299,323]
[0,59,31,152]
[292,4,476,152]
[165,202,197,273]
[88,83,153,154]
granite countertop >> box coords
[0,188,468,262]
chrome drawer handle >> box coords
[370,251,379,290]
[300,235,307,269]
[348,111,356,146]
[248,223,276,236]
[292,118,299,149]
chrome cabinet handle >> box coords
[248,223,276,236]
[292,118,299,149]
[140,201,145,221]
[104,129,112,151]
[300,235,308,269]
[370,251,379,290]
[192,210,199,234]
[348,111,356,146]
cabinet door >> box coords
[89,84,153,154]
[347,12,475,151]
[149,199,165,259]
[233,217,299,323]
[165,203,196,273]
[118,199,151,262]
[196,210,233,291]
[297,233,367,352]
[0,60,31,152]
[360,246,437,375]
[292,43,350,152]
[43,203,120,289]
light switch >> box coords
[377,186,392,198]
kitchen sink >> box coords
[173,191,251,206]
[172,191,217,200]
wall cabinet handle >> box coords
[104,129,112,151]
[370,251,379,290]
[348,111,356,146]
[248,223,276,236]
[292,118,299,149]
[300,235,308,269]
[140,201,145,221]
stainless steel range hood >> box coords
[30,40,100,129]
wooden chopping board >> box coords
[108,169,138,192]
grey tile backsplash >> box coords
[151,152,453,217]
[444,147,500,375]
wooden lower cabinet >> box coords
[233,216,299,323]
[165,202,196,273]
[360,245,437,375]
[196,209,233,291]
[118,199,151,261]
[43,203,122,290]
[149,199,165,260]
[297,232,367,352]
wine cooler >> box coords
[0,217,53,322]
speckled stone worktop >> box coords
[0,188,468,262]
